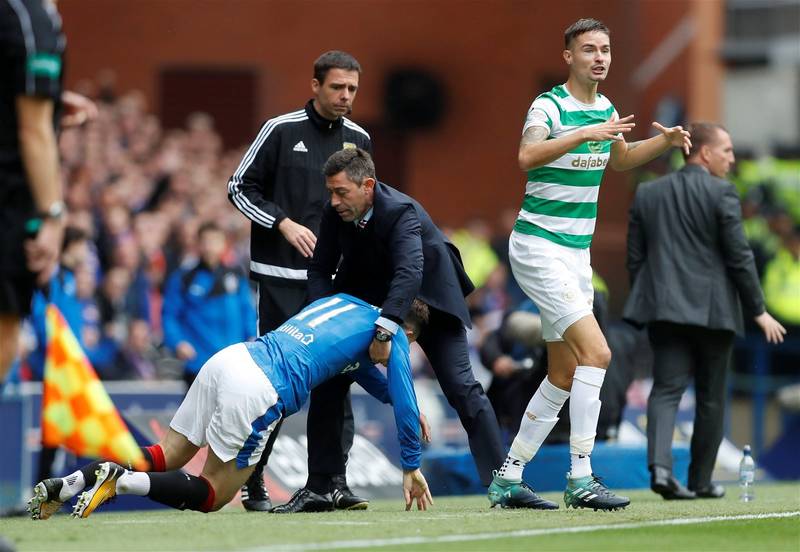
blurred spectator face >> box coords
[127,319,151,353]
[75,266,97,299]
[104,204,131,236]
[704,128,735,178]
[66,209,96,239]
[62,237,89,270]
[103,267,132,302]
[113,235,142,271]
[198,226,227,267]
[312,68,359,120]
[770,211,795,240]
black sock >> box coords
[79,461,104,488]
[147,471,214,512]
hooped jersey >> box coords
[515,84,618,249]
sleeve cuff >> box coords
[375,316,400,335]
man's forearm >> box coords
[611,134,670,172]
[519,128,586,171]
[17,98,61,212]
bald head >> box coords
[684,122,735,178]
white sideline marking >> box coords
[249,511,800,551]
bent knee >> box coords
[577,344,611,369]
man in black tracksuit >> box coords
[227,51,371,511]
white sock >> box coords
[569,365,606,479]
[497,457,525,482]
[115,471,150,496]
[58,470,86,501]
[504,377,570,481]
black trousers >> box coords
[307,306,505,488]
[254,280,355,475]
[646,322,734,488]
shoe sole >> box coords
[336,501,368,511]
[72,464,120,519]
[242,501,273,512]
[28,482,63,520]
[564,499,630,511]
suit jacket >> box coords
[308,181,474,328]
[623,163,765,335]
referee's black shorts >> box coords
[0,174,37,317]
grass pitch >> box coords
[2,482,798,551]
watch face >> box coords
[375,331,391,342]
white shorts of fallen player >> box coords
[170,343,282,469]
[508,231,594,342]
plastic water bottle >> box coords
[739,444,755,502]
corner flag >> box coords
[41,304,147,470]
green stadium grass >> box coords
[3,482,798,551]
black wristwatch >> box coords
[374,329,392,343]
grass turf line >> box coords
[2,482,798,551]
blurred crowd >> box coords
[12,75,253,384]
[10,76,800,428]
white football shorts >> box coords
[170,343,282,468]
[508,230,594,341]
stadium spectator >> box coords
[762,224,800,329]
[226,50,371,511]
[624,122,786,500]
[24,227,90,381]
[285,148,512,513]
[162,221,256,388]
[493,17,690,512]
[113,319,164,380]
[28,294,433,519]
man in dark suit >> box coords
[271,148,555,512]
[624,122,786,500]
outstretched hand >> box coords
[581,114,635,142]
[652,122,692,156]
[403,469,433,511]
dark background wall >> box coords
[58,0,713,311]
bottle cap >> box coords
[743,444,751,453]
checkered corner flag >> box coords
[41,304,147,471]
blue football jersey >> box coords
[244,293,421,470]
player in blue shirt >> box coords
[28,294,433,519]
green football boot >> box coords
[564,473,630,511]
[488,472,558,510]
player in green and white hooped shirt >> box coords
[488,18,692,511]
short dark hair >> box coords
[62,226,88,251]
[684,122,727,160]
[313,50,362,84]
[564,18,610,49]
[323,148,375,184]
[197,220,224,239]
[404,299,430,339]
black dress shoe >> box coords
[270,488,333,513]
[650,466,696,500]
[690,483,725,498]
[331,474,369,510]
